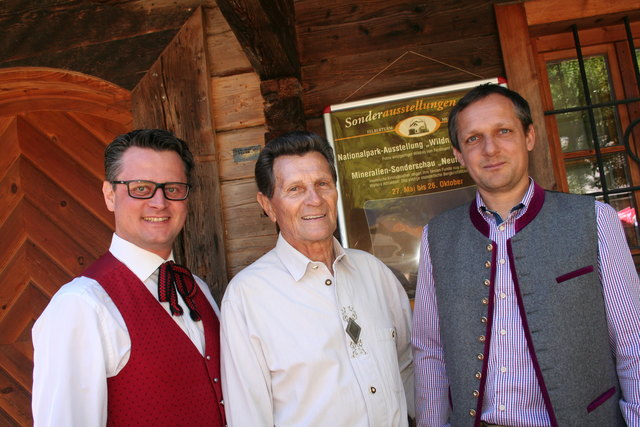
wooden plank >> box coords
[203,6,253,77]
[69,111,131,148]
[534,21,640,53]
[0,247,28,325]
[22,200,96,278]
[27,244,74,299]
[216,0,299,79]
[226,234,277,277]
[0,117,19,185]
[524,0,640,27]
[21,159,114,258]
[210,73,265,131]
[0,364,31,426]
[17,116,112,227]
[296,0,499,64]
[0,158,22,228]
[22,111,106,180]
[0,343,32,393]
[495,3,556,190]
[217,126,266,181]
[221,179,275,239]
[133,7,228,300]
[0,204,26,276]
[301,35,504,116]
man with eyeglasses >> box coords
[32,129,226,427]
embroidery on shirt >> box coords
[341,306,366,357]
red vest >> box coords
[83,253,225,426]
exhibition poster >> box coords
[324,78,502,297]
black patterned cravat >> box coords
[158,261,201,321]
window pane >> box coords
[556,107,619,152]
[565,152,630,194]
[547,55,621,153]
[599,193,640,249]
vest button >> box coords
[483,279,490,287]
[482,297,489,305]
[206,355,211,360]
[484,261,491,268]
[476,353,484,360]
[474,371,482,379]
[486,243,493,251]
[214,377,219,382]
[220,399,224,406]
[478,335,486,342]
[480,316,488,324]
[472,389,480,398]
[469,409,476,417]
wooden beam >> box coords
[495,3,556,190]
[215,0,300,79]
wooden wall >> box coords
[133,5,276,301]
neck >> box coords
[290,238,336,274]
[480,181,529,221]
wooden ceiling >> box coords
[0,0,512,125]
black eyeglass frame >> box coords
[110,180,192,201]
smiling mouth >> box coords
[144,217,169,223]
[302,214,325,220]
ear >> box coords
[102,181,116,213]
[453,147,465,167]
[525,124,536,152]
[257,192,277,223]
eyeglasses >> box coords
[111,180,191,200]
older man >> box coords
[32,129,225,426]
[221,131,414,426]
[412,83,640,426]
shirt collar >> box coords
[274,233,347,281]
[475,177,536,223]
[108,233,173,282]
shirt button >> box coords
[370,386,377,394]
[499,225,505,231]
[312,265,318,270]
[391,329,396,338]
[500,329,507,336]
[499,258,506,265]
[499,292,507,299]
[500,366,507,373]
[325,279,332,286]
[499,404,506,411]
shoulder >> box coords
[223,249,281,297]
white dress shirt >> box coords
[412,181,640,426]
[31,233,220,427]
[221,234,414,426]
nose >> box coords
[147,187,169,208]
[483,135,499,156]
[305,188,322,205]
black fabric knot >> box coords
[158,261,201,321]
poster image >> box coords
[324,78,502,298]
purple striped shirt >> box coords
[412,180,640,426]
